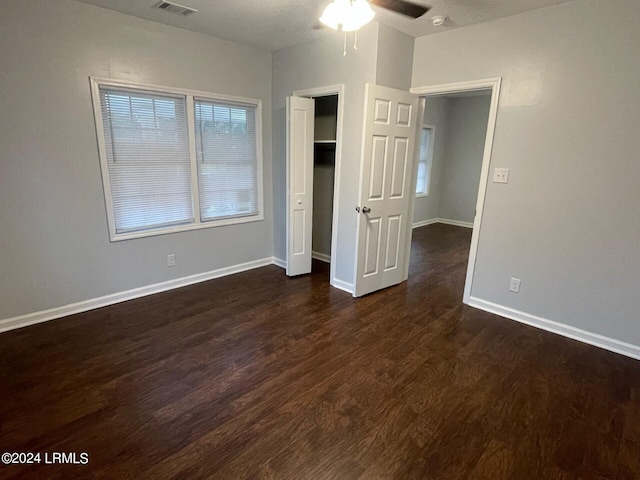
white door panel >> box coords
[286,96,314,276]
[384,215,402,271]
[354,84,418,297]
[390,137,409,198]
[369,136,387,199]
[364,216,382,276]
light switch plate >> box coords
[493,168,510,183]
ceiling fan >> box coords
[368,0,431,19]
[318,0,431,32]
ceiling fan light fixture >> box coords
[319,0,375,32]
[342,0,375,31]
[319,0,341,30]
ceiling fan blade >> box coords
[370,0,430,19]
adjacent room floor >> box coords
[1,224,638,479]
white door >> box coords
[286,96,315,276]
[354,84,419,296]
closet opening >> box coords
[287,85,344,289]
[311,94,338,272]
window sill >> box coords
[415,193,430,198]
[109,213,264,242]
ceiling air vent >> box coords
[152,1,197,16]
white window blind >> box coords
[92,79,263,241]
[416,127,433,196]
[99,88,193,234]
[194,99,258,222]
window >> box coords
[416,126,434,196]
[194,99,258,221]
[91,78,263,241]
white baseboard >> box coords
[0,257,276,335]
[273,255,352,295]
[272,257,286,269]
[437,218,474,228]
[312,251,331,263]
[276,254,334,267]
[468,297,640,361]
[331,278,354,295]
[412,218,439,229]
[413,218,474,229]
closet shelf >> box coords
[314,141,336,166]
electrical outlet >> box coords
[167,254,176,267]
[509,277,521,293]
[493,168,510,183]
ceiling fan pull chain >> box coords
[343,31,347,56]
[354,29,358,51]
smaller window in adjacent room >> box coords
[415,126,434,197]
[90,78,263,241]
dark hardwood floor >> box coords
[1,224,639,479]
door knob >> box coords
[355,206,361,213]
[362,206,371,214]
[297,200,302,205]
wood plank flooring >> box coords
[1,223,639,479]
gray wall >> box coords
[412,0,640,346]
[272,23,378,285]
[375,24,414,91]
[0,0,273,320]
[438,95,491,224]
[413,94,490,225]
[312,165,335,257]
[413,97,450,223]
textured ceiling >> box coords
[374,0,572,38]
[74,0,574,51]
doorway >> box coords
[410,79,502,303]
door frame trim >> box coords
[410,77,502,304]
[293,84,345,291]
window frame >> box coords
[90,77,264,242]
[415,124,435,198]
